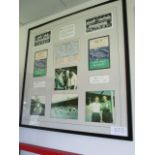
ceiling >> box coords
[19,0,92,25]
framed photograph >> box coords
[30,96,45,116]
[86,90,115,123]
[20,0,133,141]
[88,36,110,70]
[55,66,77,90]
[51,94,78,119]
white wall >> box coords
[19,0,135,154]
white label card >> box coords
[89,75,110,84]
[33,81,46,88]
[111,126,127,136]
[59,24,75,40]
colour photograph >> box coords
[30,96,45,116]
[33,50,48,77]
[85,90,114,123]
[89,36,110,70]
[55,66,77,90]
[51,94,78,119]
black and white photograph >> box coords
[85,90,114,123]
[55,66,77,90]
[86,13,112,33]
[51,94,78,119]
[34,31,51,46]
[30,96,45,116]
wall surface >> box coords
[19,0,135,155]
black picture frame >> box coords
[20,0,133,141]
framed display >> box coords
[20,0,133,141]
